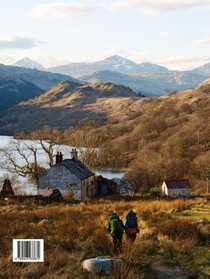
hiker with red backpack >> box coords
[108,212,125,254]
[124,210,139,243]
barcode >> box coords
[13,239,44,262]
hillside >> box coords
[0,75,44,112]
[58,82,209,193]
[111,84,210,163]
[0,64,80,91]
[0,81,139,135]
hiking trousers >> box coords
[126,233,136,243]
[112,234,123,254]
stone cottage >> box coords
[38,150,95,201]
[162,179,191,197]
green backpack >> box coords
[109,214,123,235]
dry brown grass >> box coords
[0,198,209,278]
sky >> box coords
[0,0,210,70]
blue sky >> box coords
[0,0,210,70]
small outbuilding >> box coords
[162,179,191,197]
[95,175,119,196]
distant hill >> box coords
[191,63,210,76]
[79,69,206,96]
[0,81,138,135]
[13,57,44,71]
[47,55,208,96]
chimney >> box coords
[56,151,63,164]
[70,148,78,159]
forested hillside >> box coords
[61,83,210,194]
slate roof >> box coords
[164,179,191,189]
[62,158,94,180]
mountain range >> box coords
[47,55,210,96]
[0,54,210,118]
[9,55,210,97]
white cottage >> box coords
[162,179,191,197]
[38,150,95,201]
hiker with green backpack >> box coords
[108,212,125,254]
[124,210,139,243]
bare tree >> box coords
[0,140,47,186]
[0,126,62,187]
[16,126,61,167]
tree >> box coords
[192,153,210,194]
[0,127,61,186]
[16,126,61,167]
[63,129,105,167]
[177,137,189,159]
[0,140,47,186]
[124,151,165,193]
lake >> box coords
[94,170,125,180]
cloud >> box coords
[28,2,95,19]
[104,0,210,14]
[159,54,210,70]
[0,36,42,49]
[193,37,210,46]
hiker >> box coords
[124,210,139,243]
[108,212,125,254]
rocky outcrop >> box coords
[83,258,124,275]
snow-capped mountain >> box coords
[47,55,169,77]
[13,57,44,71]
[100,55,141,72]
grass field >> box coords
[0,197,209,278]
